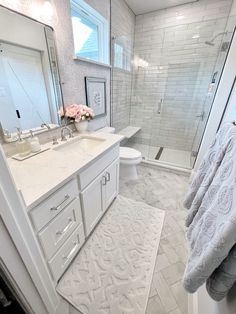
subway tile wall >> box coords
[130,0,235,151]
[111,0,135,132]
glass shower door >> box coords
[190,30,234,168]
[147,61,205,168]
[146,23,233,169]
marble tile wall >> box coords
[111,0,135,132]
[130,0,234,151]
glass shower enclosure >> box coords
[111,0,236,169]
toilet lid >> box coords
[120,147,142,160]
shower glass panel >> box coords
[129,16,235,169]
[111,34,133,132]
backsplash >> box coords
[1,124,75,157]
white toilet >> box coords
[119,146,142,180]
[97,127,142,180]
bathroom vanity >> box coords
[0,3,122,313]
[7,132,123,282]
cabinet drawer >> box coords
[78,145,119,190]
[30,179,78,232]
[48,223,85,281]
[38,198,82,260]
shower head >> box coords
[204,31,228,46]
[205,41,215,46]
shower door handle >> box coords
[157,98,163,114]
[196,111,205,121]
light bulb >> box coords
[41,0,54,22]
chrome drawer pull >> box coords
[56,218,73,236]
[62,241,78,262]
[50,194,70,211]
[105,172,110,182]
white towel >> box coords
[183,122,236,298]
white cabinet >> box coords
[80,172,104,236]
[28,144,120,282]
[30,179,78,232]
[80,158,119,236]
[29,179,85,282]
[38,198,82,260]
[104,159,119,209]
[48,224,85,281]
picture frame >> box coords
[85,77,107,118]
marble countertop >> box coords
[7,132,124,210]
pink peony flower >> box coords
[63,104,94,121]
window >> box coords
[71,0,109,65]
[114,43,123,69]
[113,37,131,71]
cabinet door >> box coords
[104,159,119,209]
[80,173,106,236]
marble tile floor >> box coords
[119,164,190,314]
[125,142,192,169]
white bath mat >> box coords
[57,195,165,314]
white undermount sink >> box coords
[53,135,105,152]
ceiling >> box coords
[125,0,198,15]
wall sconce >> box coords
[133,56,149,69]
[138,58,149,68]
[40,0,58,25]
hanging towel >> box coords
[206,243,236,301]
[183,122,236,299]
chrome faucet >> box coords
[60,126,73,141]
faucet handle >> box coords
[52,136,59,145]
[61,134,67,141]
[69,129,74,138]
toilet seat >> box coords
[120,147,141,159]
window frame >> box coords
[71,0,109,65]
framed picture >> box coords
[85,77,107,118]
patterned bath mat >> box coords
[57,195,165,314]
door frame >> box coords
[0,144,59,313]
[0,218,44,313]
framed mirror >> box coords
[0,6,63,141]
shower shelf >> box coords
[118,126,141,139]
